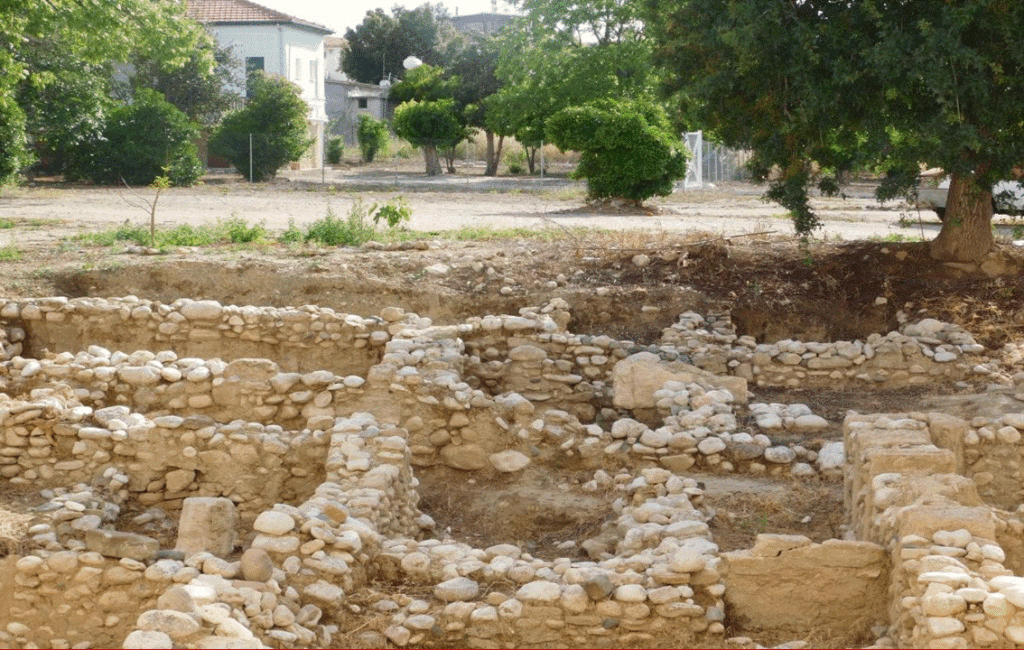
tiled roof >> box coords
[187,0,332,34]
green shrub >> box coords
[277,218,304,244]
[209,72,311,182]
[304,204,376,246]
[79,89,202,186]
[224,217,268,243]
[357,114,389,163]
[327,137,344,164]
[0,95,30,185]
[546,100,687,203]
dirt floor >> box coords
[3,167,1024,577]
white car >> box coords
[916,170,1024,221]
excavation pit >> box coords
[2,233,1024,649]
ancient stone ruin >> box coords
[2,293,1024,648]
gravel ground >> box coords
[0,165,941,248]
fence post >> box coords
[248,133,253,182]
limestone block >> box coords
[176,497,238,558]
[85,529,159,562]
[611,352,747,410]
[722,539,888,635]
[489,450,531,473]
[440,443,487,470]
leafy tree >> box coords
[494,0,655,173]
[209,73,312,182]
[78,89,203,186]
[391,65,468,173]
[341,4,458,84]
[0,96,30,184]
[1,0,213,183]
[450,37,507,176]
[645,0,1024,262]
[126,41,242,126]
[357,114,390,162]
[546,99,686,204]
[393,99,466,175]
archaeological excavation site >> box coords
[2,237,1024,649]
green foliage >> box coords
[327,137,344,165]
[0,95,30,184]
[303,205,378,247]
[341,4,458,84]
[0,246,22,262]
[357,115,389,163]
[492,0,656,167]
[546,100,687,203]
[646,0,1024,247]
[209,73,311,182]
[126,40,241,126]
[286,199,411,247]
[74,89,202,186]
[3,0,212,181]
[74,217,270,248]
[372,197,412,228]
[392,100,467,174]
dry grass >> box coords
[705,480,845,553]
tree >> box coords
[393,99,466,176]
[493,0,656,173]
[450,37,506,176]
[126,41,242,126]
[645,0,1024,262]
[341,4,457,84]
[1,0,213,183]
[357,114,389,162]
[546,99,686,204]
[209,73,312,182]
[77,89,203,186]
[391,65,468,173]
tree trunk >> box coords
[484,130,503,177]
[423,146,442,176]
[526,146,538,175]
[929,172,994,262]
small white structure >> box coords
[187,0,332,170]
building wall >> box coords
[205,23,326,169]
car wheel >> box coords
[934,207,945,222]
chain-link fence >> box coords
[683,131,753,188]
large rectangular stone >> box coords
[85,529,159,561]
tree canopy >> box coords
[209,73,312,182]
[645,0,1024,262]
[1,0,218,183]
[341,4,459,84]
[492,0,656,172]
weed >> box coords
[0,246,22,261]
[372,197,411,229]
[0,218,13,229]
[304,204,377,247]
[278,219,304,244]
[223,217,268,244]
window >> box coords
[244,57,264,98]
[295,58,302,80]
[309,60,317,82]
[357,98,368,109]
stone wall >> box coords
[843,411,1024,648]
[0,297,393,376]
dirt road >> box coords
[0,166,943,247]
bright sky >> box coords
[256,0,520,36]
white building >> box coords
[186,0,332,169]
